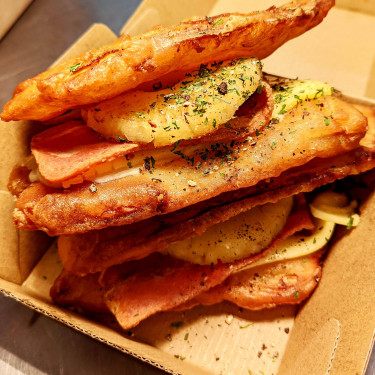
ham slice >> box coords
[31,121,142,184]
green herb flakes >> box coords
[69,63,82,72]
[214,18,224,26]
[278,104,287,115]
[346,216,354,230]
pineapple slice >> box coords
[83,58,262,146]
[271,78,334,119]
[164,197,293,265]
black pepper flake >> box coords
[144,158,151,171]
[152,82,162,91]
[258,351,263,358]
[217,82,228,95]
[205,16,214,24]
[262,343,267,350]
[89,184,97,193]
[284,327,290,334]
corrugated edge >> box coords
[326,320,341,375]
[0,286,182,375]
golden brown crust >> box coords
[12,96,367,235]
[1,0,334,121]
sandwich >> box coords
[2,0,375,331]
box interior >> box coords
[1,1,375,374]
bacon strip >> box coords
[1,0,334,121]
[50,269,108,313]
[175,251,324,311]
[99,197,313,329]
[50,250,323,323]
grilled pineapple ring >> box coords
[165,197,293,265]
[83,58,262,146]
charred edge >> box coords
[134,57,156,73]
[75,49,121,74]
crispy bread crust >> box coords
[1,0,334,121]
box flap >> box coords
[279,190,375,375]
[279,318,340,375]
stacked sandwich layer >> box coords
[2,0,375,330]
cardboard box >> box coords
[1,1,375,374]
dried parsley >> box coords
[69,62,82,72]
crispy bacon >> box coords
[50,250,323,325]
[176,251,324,311]
[1,0,334,121]
[50,269,108,313]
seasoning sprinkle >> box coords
[214,18,224,26]
[89,184,97,193]
[346,216,354,230]
[69,62,82,72]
